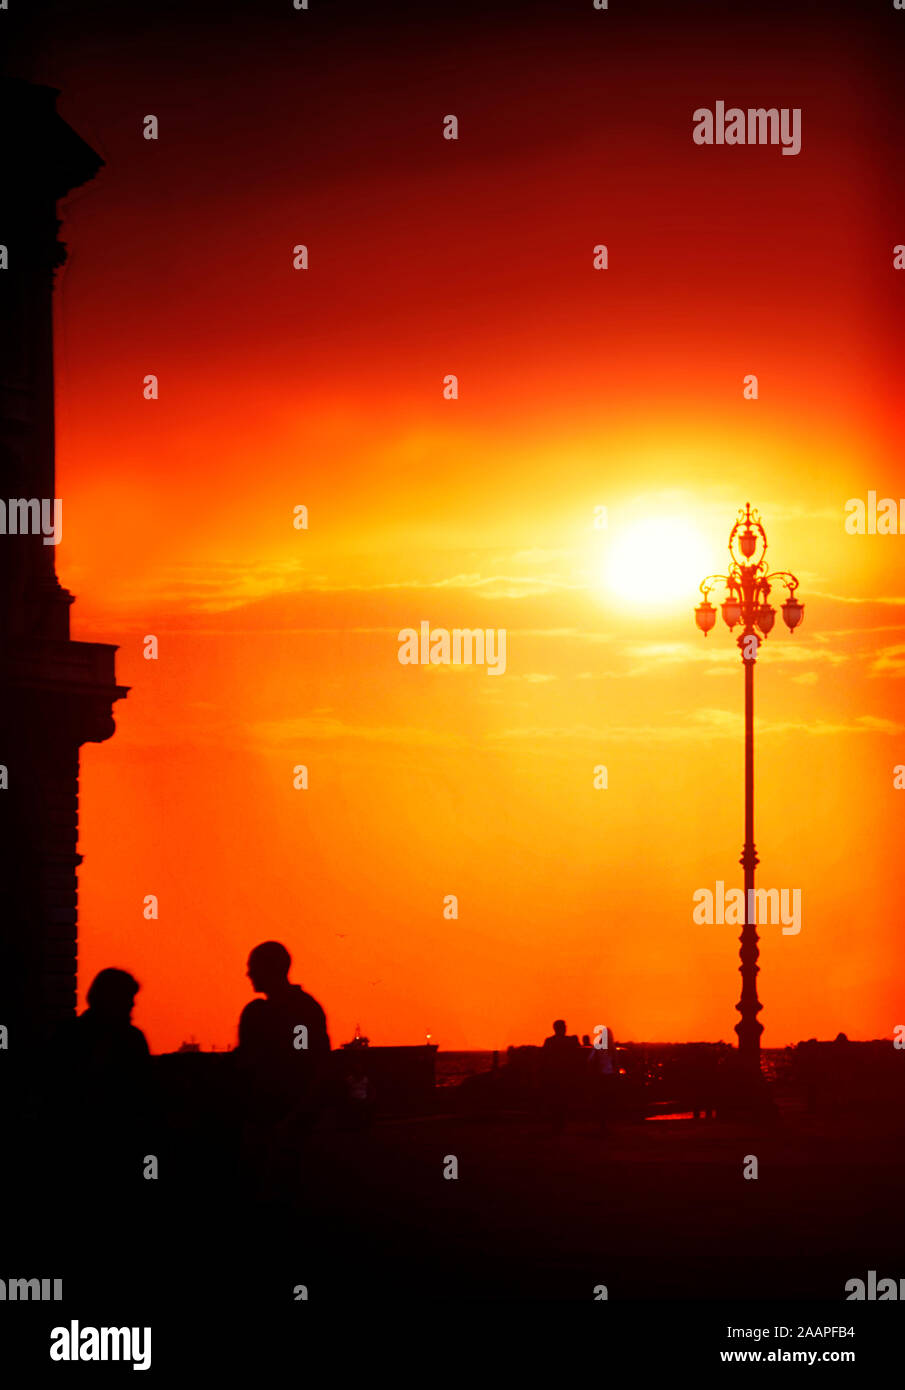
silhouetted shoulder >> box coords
[238,998,271,1048]
[239,999,270,1025]
[289,987,330,1050]
[125,1023,151,1058]
[238,989,330,1053]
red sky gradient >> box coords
[22,0,905,1050]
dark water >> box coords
[436,1048,789,1086]
[435,1051,495,1086]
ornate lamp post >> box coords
[695,505,804,1075]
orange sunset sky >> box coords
[26,0,905,1051]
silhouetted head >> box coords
[86,968,140,1024]
[552,1019,566,1036]
[247,941,292,994]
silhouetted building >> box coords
[0,80,126,1053]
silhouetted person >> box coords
[236,942,331,1203]
[831,1031,855,1109]
[55,967,150,1098]
[543,1018,580,1053]
[541,1019,580,1131]
[49,968,151,1196]
[587,1025,616,1134]
[339,1055,375,1132]
[237,941,331,1128]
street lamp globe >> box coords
[781,596,805,632]
[695,599,717,635]
[721,598,742,628]
[756,605,776,635]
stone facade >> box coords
[0,79,126,1053]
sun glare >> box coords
[599,517,713,606]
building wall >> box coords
[0,79,126,1057]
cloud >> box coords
[870,644,905,677]
[489,709,904,744]
[810,591,905,608]
[137,561,314,611]
[517,627,615,643]
[618,640,846,678]
[249,715,465,748]
[498,548,573,565]
[855,715,904,734]
[137,564,580,612]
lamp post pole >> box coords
[739,572,760,1065]
[695,505,804,1076]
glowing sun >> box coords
[599,516,713,606]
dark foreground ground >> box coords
[300,1104,905,1301]
[3,1097,903,1372]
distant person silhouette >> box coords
[237,941,331,1130]
[541,1019,580,1131]
[339,1055,375,1132]
[831,1031,855,1109]
[543,1019,580,1053]
[586,1025,616,1134]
